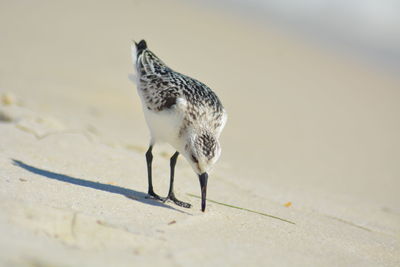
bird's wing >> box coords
[132,43,184,112]
[214,109,227,138]
[133,42,226,133]
[138,73,188,113]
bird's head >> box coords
[182,130,221,212]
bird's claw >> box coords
[146,191,165,202]
[163,193,191,208]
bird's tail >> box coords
[131,39,167,76]
[135,40,147,56]
[131,39,147,67]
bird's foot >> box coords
[163,193,191,208]
[146,191,165,202]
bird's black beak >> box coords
[198,172,208,212]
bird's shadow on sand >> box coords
[12,159,187,213]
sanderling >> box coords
[131,40,227,212]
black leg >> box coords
[164,151,191,208]
[145,145,163,201]
[167,151,179,195]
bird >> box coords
[131,40,227,212]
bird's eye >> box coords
[191,154,198,163]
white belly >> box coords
[142,107,183,148]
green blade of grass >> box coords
[187,193,295,225]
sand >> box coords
[0,0,399,266]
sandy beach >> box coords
[0,0,399,266]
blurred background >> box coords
[204,0,400,73]
[1,0,399,208]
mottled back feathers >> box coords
[135,40,226,138]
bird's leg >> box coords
[145,145,163,201]
[164,151,191,208]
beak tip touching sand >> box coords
[199,172,208,212]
